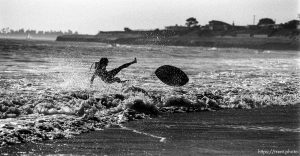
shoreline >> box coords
[2,104,299,155]
[0,36,298,51]
[56,35,299,51]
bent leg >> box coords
[108,59,136,77]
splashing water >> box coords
[0,40,299,110]
[0,39,299,148]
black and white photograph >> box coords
[0,0,299,155]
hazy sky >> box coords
[0,0,298,34]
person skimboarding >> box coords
[90,57,137,86]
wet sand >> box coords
[2,104,299,156]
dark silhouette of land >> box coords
[56,18,300,50]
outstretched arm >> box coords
[89,62,95,72]
[90,74,96,86]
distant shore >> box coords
[56,33,299,51]
[1,28,297,51]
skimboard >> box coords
[155,65,189,86]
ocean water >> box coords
[0,39,299,155]
[1,39,299,123]
[1,39,299,107]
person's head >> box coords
[99,58,108,66]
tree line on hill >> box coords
[184,17,299,29]
[121,17,299,33]
[0,28,78,36]
[98,17,299,40]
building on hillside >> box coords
[246,25,258,29]
[232,25,247,30]
[200,25,210,30]
[258,24,282,29]
[208,20,232,31]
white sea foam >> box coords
[119,125,167,143]
[217,125,300,133]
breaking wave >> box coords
[0,39,299,147]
